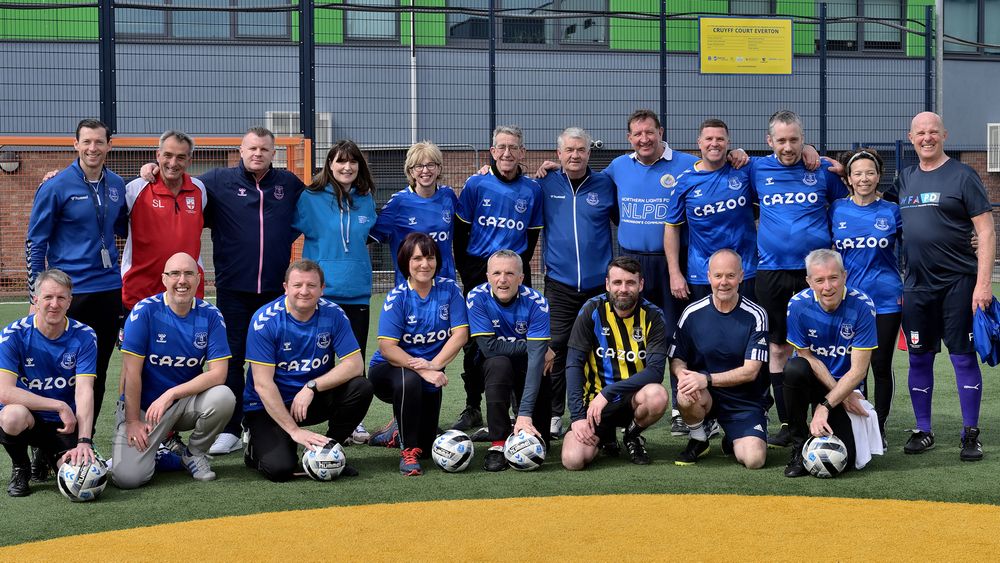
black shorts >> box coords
[755,269,807,344]
[902,276,976,355]
[594,392,636,441]
[0,412,77,466]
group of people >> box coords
[0,106,994,497]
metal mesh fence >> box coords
[1,0,998,300]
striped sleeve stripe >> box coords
[339,349,362,360]
[676,296,712,328]
[376,336,401,342]
[750,349,767,362]
[739,299,769,332]
[470,331,494,337]
[76,373,97,378]
[786,339,807,350]
[0,368,18,377]
[121,350,146,359]
[206,355,233,363]
[247,360,276,367]
[852,346,878,350]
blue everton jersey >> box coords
[786,287,878,381]
[604,146,698,253]
[369,186,458,286]
[750,156,847,270]
[539,168,617,292]
[667,162,758,283]
[830,198,902,314]
[456,172,543,258]
[0,316,97,423]
[371,278,469,366]
[121,295,231,411]
[669,296,769,406]
[467,283,550,342]
[244,297,361,411]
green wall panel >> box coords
[905,0,933,57]
[0,0,96,40]
[401,0,446,47]
[609,0,658,51]
[776,0,813,55]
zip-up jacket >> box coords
[538,167,617,292]
[200,161,304,294]
[26,159,128,298]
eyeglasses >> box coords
[163,270,199,279]
[409,163,440,171]
[492,144,523,154]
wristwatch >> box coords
[704,372,713,388]
[820,398,833,411]
[306,380,318,393]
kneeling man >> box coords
[562,257,669,470]
[783,249,881,477]
[670,250,769,469]
[113,253,235,488]
[243,260,374,482]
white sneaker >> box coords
[550,416,564,438]
[208,432,243,455]
[181,450,217,482]
[350,423,371,445]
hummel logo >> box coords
[492,319,501,328]
[963,384,981,391]
[808,329,818,338]
[765,177,775,186]
[911,386,931,394]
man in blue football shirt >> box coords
[670,250,769,469]
[467,250,553,472]
[111,253,235,488]
[243,260,374,482]
[782,249,879,477]
[538,127,617,439]
[0,269,98,497]
[452,126,544,432]
[749,110,848,447]
[666,119,758,303]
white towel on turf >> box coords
[847,392,883,469]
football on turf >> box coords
[57,456,109,502]
[802,434,849,478]
[302,440,346,481]
[504,430,545,471]
[432,430,474,472]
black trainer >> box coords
[623,434,650,465]
[784,450,808,478]
[469,427,490,442]
[767,424,792,448]
[30,447,48,482]
[483,447,508,472]
[451,406,483,431]
[7,465,30,497]
[960,426,983,462]
[340,465,360,477]
[599,440,621,458]
[903,430,935,454]
[670,414,689,437]
[675,438,710,466]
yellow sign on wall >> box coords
[699,17,793,74]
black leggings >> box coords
[782,357,856,469]
[337,303,371,364]
[68,288,122,426]
[482,356,551,446]
[868,312,901,434]
[368,362,443,453]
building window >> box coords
[821,0,902,52]
[446,0,607,46]
[345,0,399,41]
[115,0,292,40]
[944,0,982,53]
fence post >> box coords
[97,0,117,133]
[818,2,827,153]
[299,0,316,146]
[488,0,497,149]
[924,5,933,111]
[658,0,667,128]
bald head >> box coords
[164,252,198,273]
[908,112,948,165]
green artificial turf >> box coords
[0,297,998,547]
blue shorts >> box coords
[709,394,767,441]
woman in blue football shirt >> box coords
[369,141,458,286]
[368,233,469,475]
[830,148,902,439]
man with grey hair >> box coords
[123,130,207,313]
[538,127,617,438]
[0,269,98,497]
[452,126,544,431]
[466,250,552,471]
[782,249,879,477]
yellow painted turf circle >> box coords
[1,493,997,561]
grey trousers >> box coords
[111,385,235,489]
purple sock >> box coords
[908,352,934,432]
[950,353,982,431]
